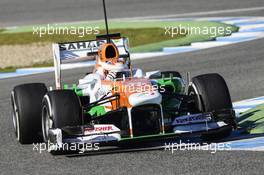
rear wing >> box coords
[52,37,130,89]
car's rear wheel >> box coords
[188,73,235,141]
[42,90,82,154]
[11,83,47,144]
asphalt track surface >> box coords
[1,38,264,174]
[1,1,264,175]
[0,0,264,26]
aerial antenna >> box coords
[102,0,110,43]
[97,0,121,41]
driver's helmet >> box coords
[95,43,127,80]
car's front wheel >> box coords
[188,73,236,141]
[41,90,82,154]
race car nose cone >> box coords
[128,91,162,107]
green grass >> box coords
[131,34,217,52]
[0,28,185,47]
[2,20,237,33]
[0,62,53,73]
[0,21,238,47]
[0,67,17,73]
[238,103,264,134]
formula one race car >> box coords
[11,34,237,152]
[10,1,236,153]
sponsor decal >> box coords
[84,125,119,135]
[172,113,212,125]
[59,40,105,51]
[59,38,126,51]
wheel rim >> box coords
[42,105,53,142]
[11,92,20,140]
[188,83,204,112]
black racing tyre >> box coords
[41,90,82,143]
[11,83,47,144]
[188,73,234,140]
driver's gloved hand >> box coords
[105,71,117,80]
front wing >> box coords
[47,110,235,151]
